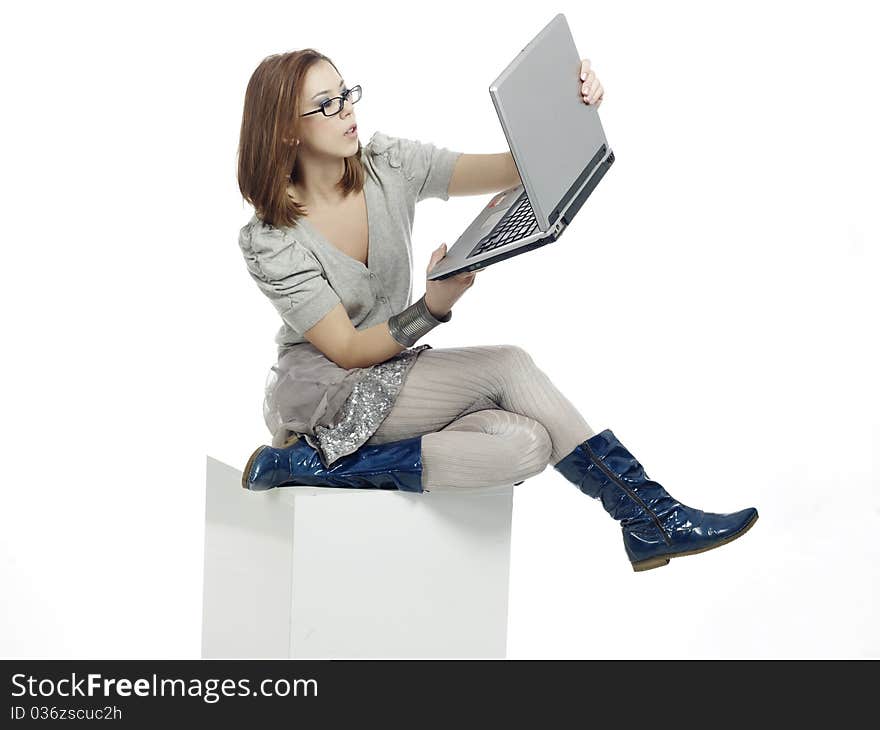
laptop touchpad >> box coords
[481,210,505,230]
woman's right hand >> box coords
[424,243,478,318]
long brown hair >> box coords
[237,49,365,228]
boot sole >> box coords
[630,510,759,572]
[241,434,301,490]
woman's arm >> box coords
[304,302,405,370]
[306,300,452,370]
[446,152,521,197]
[306,245,473,370]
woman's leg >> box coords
[366,345,596,490]
[419,408,553,490]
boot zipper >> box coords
[582,442,672,546]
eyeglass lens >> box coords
[321,85,362,116]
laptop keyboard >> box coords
[467,193,540,258]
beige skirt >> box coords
[263,341,432,466]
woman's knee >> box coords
[444,408,553,476]
[492,344,535,368]
[497,416,553,479]
[483,344,533,381]
[486,344,543,396]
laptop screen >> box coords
[489,14,609,231]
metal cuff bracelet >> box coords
[387,294,452,347]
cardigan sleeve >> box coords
[368,130,463,203]
[240,226,341,336]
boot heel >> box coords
[241,445,268,490]
[631,555,671,572]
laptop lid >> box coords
[489,14,609,232]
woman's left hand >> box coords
[579,58,604,108]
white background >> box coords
[2,0,877,658]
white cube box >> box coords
[201,455,514,658]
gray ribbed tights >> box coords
[364,345,595,491]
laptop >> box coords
[427,13,615,281]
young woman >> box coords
[236,49,758,572]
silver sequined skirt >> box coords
[264,343,431,467]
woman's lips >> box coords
[344,124,357,137]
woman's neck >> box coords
[289,157,347,209]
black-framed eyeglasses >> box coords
[301,85,362,117]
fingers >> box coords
[427,243,447,273]
[580,58,591,80]
[455,270,477,286]
[582,75,602,103]
[581,73,593,91]
[579,59,603,105]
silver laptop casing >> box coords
[428,13,615,281]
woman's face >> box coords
[296,60,359,159]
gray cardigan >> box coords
[238,130,463,444]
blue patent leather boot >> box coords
[554,429,759,572]
[242,433,425,493]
